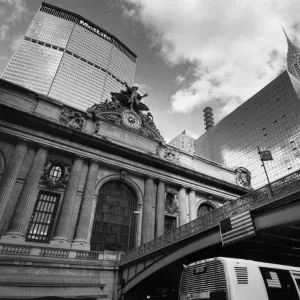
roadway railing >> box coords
[121,169,300,264]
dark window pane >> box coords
[91,181,137,251]
[197,203,215,217]
[164,215,177,233]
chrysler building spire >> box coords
[283,27,300,80]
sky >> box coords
[1,0,300,142]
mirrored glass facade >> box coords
[195,71,300,188]
[1,3,136,112]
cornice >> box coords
[0,103,248,196]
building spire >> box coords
[282,26,297,49]
[283,27,300,80]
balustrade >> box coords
[0,244,109,261]
[0,244,32,255]
[40,248,69,258]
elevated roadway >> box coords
[120,170,300,298]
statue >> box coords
[146,112,153,120]
[165,193,178,214]
[110,82,149,113]
[235,167,252,188]
[59,108,85,131]
[87,98,121,114]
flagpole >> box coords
[257,146,273,196]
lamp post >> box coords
[127,210,140,251]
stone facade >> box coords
[168,130,195,154]
[0,79,249,299]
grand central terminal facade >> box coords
[0,79,250,299]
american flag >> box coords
[259,150,273,161]
[266,271,281,288]
[220,211,255,246]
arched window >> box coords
[48,164,63,182]
[91,181,138,251]
[197,203,215,217]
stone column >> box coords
[0,141,28,222]
[142,176,155,244]
[51,157,83,244]
[72,161,99,249]
[135,203,143,247]
[189,189,197,221]
[178,187,187,226]
[5,146,48,239]
[155,180,165,237]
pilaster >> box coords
[189,189,197,221]
[4,146,48,240]
[0,141,28,222]
[178,187,187,226]
[72,160,99,250]
[155,180,165,237]
[51,157,83,245]
[141,176,155,243]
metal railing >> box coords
[121,169,300,264]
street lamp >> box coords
[127,210,140,251]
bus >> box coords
[179,257,300,300]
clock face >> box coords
[122,112,141,129]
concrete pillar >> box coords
[189,190,197,221]
[5,146,48,239]
[178,187,187,225]
[0,141,28,222]
[51,157,83,244]
[142,176,155,243]
[155,180,165,237]
[72,160,99,249]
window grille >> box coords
[48,164,63,182]
[25,191,60,242]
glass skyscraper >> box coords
[1,3,136,111]
[195,71,300,188]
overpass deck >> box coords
[120,170,300,297]
[121,169,300,266]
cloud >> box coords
[175,66,192,85]
[0,0,29,40]
[0,24,10,40]
[134,82,151,90]
[121,0,300,121]
[133,82,151,95]
[10,33,23,51]
[175,75,185,84]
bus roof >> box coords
[187,257,300,272]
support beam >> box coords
[254,202,300,230]
[260,232,300,244]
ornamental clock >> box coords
[122,112,141,129]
